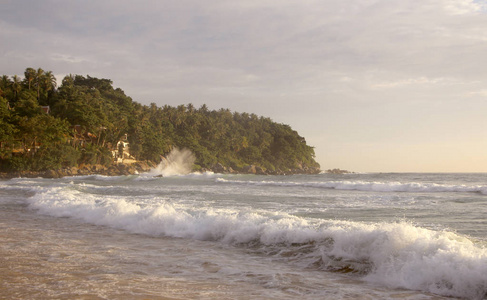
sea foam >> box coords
[148,148,195,177]
[25,183,487,299]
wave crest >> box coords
[216,178,487,194]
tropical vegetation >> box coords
[0,67,320,173]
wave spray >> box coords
[150,148,195,176]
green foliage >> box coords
[78,144,113,166]
[0,143,81,172]
[31,143,81,170]
[14,92,39,118]
[0,67,320,173]
[0,97,16,159]
[0,156,29,172]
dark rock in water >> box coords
[326,168,353,174]
[154,174,163,178]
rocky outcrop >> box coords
[0,160,320,179]
[206,163,321,175]
[325,168,353,174]
[0,161,155,179]
[212,163,228,173]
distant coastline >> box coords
[1,68,320,177]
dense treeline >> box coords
[0,67,320,173]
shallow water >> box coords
[1,172,486,299]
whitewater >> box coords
[1,169,486,299]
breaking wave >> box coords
[23,183,487,299]
[148,148,195,177]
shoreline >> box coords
[0,162,321,179]
[0,161,155,179]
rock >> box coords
[77,167,89,175]
[255,166,267,175]
[57,169,68,177]
[44,170,60,178]
[310,167,321,174]
[213,163,227,173]
[107,166,119,176]
[134,161,151,172]
[326,168,352,174]
[127,165,137,174]
[91,164,106,173]
[1,159,323,179]
[242,165,256,174]
[68,166,79,176]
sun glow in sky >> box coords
[1,0,486,172]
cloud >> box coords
[1,0,487,171]
[370,77,456,89]
[442,0,485,14]
[467,89,487,97]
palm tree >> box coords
[187,103,195,114]
[39,71,57,105]
[0,75,11,97]
[11,75,22,100]
[175,104,186,128]
[61,74,75,86]
[199,104,209,114]
[34,68,44,101]
[43,71,57,94]
[0,75,11,89]
[24,68,36,90]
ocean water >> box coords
[1,171,486,299]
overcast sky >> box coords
[2,0,487,172]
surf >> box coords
[144,148,196,177]
[216,178,487,195]
[22,181,487,299]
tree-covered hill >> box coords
[0,67,320,174]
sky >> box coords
[1,0,487,172]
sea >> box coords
[1,167,487,299]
